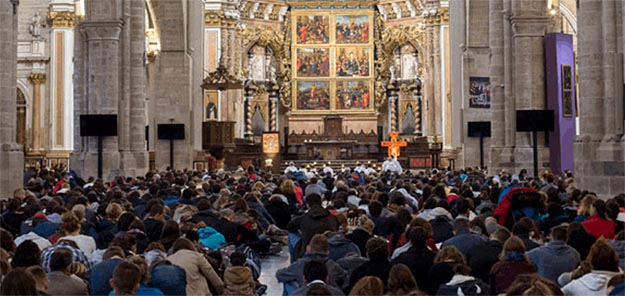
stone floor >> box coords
[259,246,290,296]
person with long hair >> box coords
[489,236,536,294]
[57,212,97,256]
[158,220,180,252]
[10,240,40,268]
[387,264,419,296]
[349,276,384,296]
[562,239,623,295]
[427,246,466,295]
[582,199,616,239]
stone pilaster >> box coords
[28,73,46,153]
[574,0,625,198]
[0,0,24,198]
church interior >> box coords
[0,0,623,199]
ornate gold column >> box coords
[28,73,46,153]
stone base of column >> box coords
[575,136,625,199]
[120,151,149,178]
[0,143,24,199]
[490,146,550,176]
[70,150,122,181]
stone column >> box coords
[488,0,508,173]
[28,73,46,153]
[0,0,24,198]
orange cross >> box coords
[381,132,407,159]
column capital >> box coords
[28,73,47,85]
[48,10,76,28]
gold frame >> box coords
[291,9,375,114]
[262,132,280,154]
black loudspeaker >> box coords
[157,124,185,140]
[467,121,491,137]
[378,126,384,142]
[80,114,118,137]
[516,110,555,132]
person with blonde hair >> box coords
[489,236,536,294]
[349,276,383,296]
[58,212,96,256]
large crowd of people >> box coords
[0,163,623,296]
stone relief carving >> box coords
[30,12,43,39]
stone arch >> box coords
[559,0,577,34]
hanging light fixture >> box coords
[201,56,243,91]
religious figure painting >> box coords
[296,15,330,44]
[262,132,280,154]
[296,48,330,77]
[204,90,219,120]
[335,80,371,110]
[335,15,370,44]
[562,90,574,117]
[296,81,330,110]
[562,64,573,90]
[336,47,370,77]
[469,77,491,108]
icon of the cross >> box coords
[381,132,407,160]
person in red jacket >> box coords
[582,199,616,239]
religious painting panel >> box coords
[562,90,573,118]
[296,48,330,77]
[335,80,372,110]
[561,64,573,90]
[469,77,491,108]
[336,47,370,77]
[204,90,219,120]
[295,15,330,44]
[295,81,330,110]
[335,15,370,44]
[262,132,280,154]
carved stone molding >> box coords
[423,6,448,26]
[48,11,76,28]
[205,10,239,28]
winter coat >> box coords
[168,249,224,296]
[348,258,392,292]
[223,266,255,296]
[276,251,346,289]
[527,240,581,282]
[265,199,292,229]
[288,205,339,260]
[468,240,503,283]
[347,228,371,256]
[567,229,596,260]
[582,215,616,239]
[441,228,486,262]
[610,239,625,271]
[88,218,117,249]
[198,226,226,250]
[192,209,221,227]
[391,246,436,292]
[436,275,490,296]
[562,270,623,296]
[148,260,187,296]
[47,271,89,296]
[430,215,454,243]
[336,254,368,287]
[328,233,361,261]
[489,260,536,295]
[427,262,456,295]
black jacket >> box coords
[288,205,339,260]
[346,229,371,256]
[265,199,292,229]
[468,239,503,282]
[427,262,456,295]
[144,218,164,242]
[392,246,435,293]
[347,259,392,293]
[191,210,221,227]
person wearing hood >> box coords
[277,234,346,295]
[527,225,580,282]
[223,252,256,296]
[562,239,624,296]
[436,262,490,296]
[288,193,339,260]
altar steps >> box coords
[278,159,380,173]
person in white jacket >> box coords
[561,239,623,296]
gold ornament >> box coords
[48,11,76,28]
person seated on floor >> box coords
[277,234,346,296]
[109,261,141,296]
[292,260,345,296]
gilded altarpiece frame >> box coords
[291,10,375,114]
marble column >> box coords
[0,0,24,198]
[28,73,46,153]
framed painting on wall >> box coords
[468,77,491,108]
[561,64,573,90]
[562,90,573,117]
[336,47,370,77]
[204,90,219,120]
[295,81,330,110]
[335,15,370,44]
[335,80,371,110]
[295,15,330,44]
[296,48,330,77]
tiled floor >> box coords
[259,246,290,296]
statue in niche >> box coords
[249,45,266,81]
[401,103,416,134]
[29,12,43,39]
[400,45,418,80]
